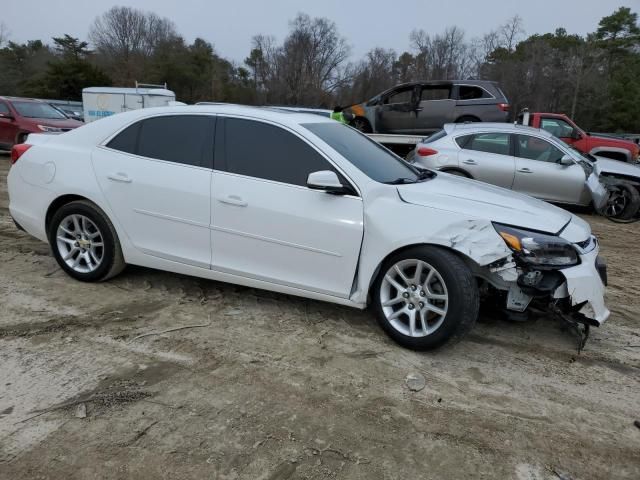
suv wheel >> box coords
[372,246,479,350]
[48,200,125,282]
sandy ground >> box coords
[0,153,638,480]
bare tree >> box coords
[0,22,9,47]
[500,15,525,52]
[89,6,177,84]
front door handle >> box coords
[462,159,477,165]
[107,172,132,183]
[517,168,533,174]
[217,195,247,207]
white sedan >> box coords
[7,105,609,350]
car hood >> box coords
[30,117,83,128]
[588,133,638,150]
[396,173,574,234]
[593,156,640,178]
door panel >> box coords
[414,86,454,132]
[512,134,586,204]
[512,158,586,204]
[211,172,363,297]
[93,148,212,267]
[376,87,417,133]
[459,149,516,188]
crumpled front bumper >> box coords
[553,249,610,325]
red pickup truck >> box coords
[519,111,639,163]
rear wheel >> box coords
[372,246,479,350]
[48,200,125,282]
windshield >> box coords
[303,122,421,183]
[12,101,67,119]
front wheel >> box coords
[372,246,479,350]
[48,200,125,282]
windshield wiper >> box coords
[384,177,417,185]
[416,169,436,181]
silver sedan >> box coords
[409,123,640,208]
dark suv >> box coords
[0,96,83,150]
[345,80,510,135]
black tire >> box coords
[372,246,479,350]
[16,133,28,145]
[48,200,125,282]
[352,117,372,133]
[603,182,640,220]
[455,116,480,124]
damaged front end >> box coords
[482,223,609,350]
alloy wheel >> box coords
[56,214,105,273]
[380,259,449,337]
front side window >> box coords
[384,88,414,105]
[460,132,510,156]
[11,101,67,119]
[0,102,10,115]
[303,122,420,183]
[421,86,451,101]
[106,115,213,167]
[221,118,336,187]
[516,135,565,163]
[540,118,575,138]
[457,86,485,100]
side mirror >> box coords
[558,154,574,166]
[307,170,350,195]
[571,130,582,140]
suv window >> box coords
[540,118,575,138]
[107,115,213,167]
[384,87,413,105]
[0,102,10,115]
[459,132,510,156]
[457,86,485,100]
[516,135,565,163]
[221,117,336,187]
[421,86,450,101]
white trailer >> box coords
[82,83,176,123]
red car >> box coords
[0,96,83,150]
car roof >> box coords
[443,122,554,138]
[0,96,47,103]
[46,104,337,147]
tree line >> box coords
[0,6,638,132]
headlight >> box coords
[493,223,579,268]
[37,125,63,132]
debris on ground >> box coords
[405,372,426,392]
[74,403,87,419]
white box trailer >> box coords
[82,84,176,123]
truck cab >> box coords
[519,111,639,163]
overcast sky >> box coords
[3,0,639,62]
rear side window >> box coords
[421,86,450,101]
[460,132,510,156]
[220,117,335,186]
[107,115,213,167]
[457,86,485,100]
[107,123,139,154]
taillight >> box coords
[498,103,510,112]
[10,144,32,165]
[417,147,438,157]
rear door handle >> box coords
[217,194,247,207]
[462,159,477,165]
[517,168,533,174]
[107,172,132,183]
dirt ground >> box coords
[0,153,638,480]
